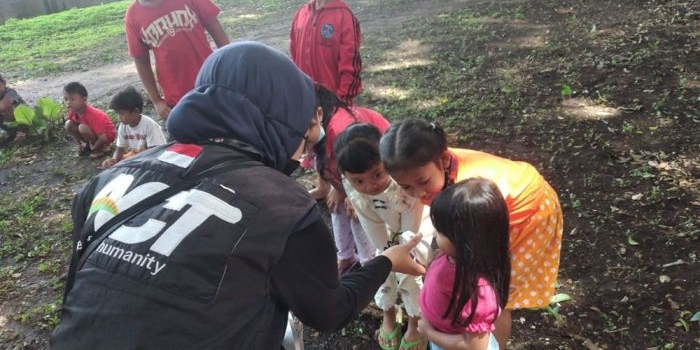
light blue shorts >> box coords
[429,332,499,350]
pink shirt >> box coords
[420,254,500,334]
[125,0,221,106]
[68,104,116,142]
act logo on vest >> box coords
[85,172,243,276]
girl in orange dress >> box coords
[380,117,563,349]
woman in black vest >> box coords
[50,41,425,350]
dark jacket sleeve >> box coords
[270,217,391,332]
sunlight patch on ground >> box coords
[220,13,262,26]
[369,85,411,100]
[366,39,435,73]
[561,98,620,120]
[412,97,442,110]
[366,58,434,73]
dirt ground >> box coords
[1,0,698,349]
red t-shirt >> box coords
[125,0,221,106]
[68,104,116,142]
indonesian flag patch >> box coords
[157,144,202,168]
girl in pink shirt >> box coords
[418,178,510,350]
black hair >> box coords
[63,82,88,98]
[0,74,5,84]
[334,123,382,174]
[430,177,511,328]
[379,117,448,174]
[109,86,144,113]
[313,84,352,180]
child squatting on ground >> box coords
[100,86,167,169]
[380,117,564,349]
[335,123,435,350]
[418,178,510,350]
[63,82,116,159]
[0,74,28,145]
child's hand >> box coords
[416,317,434,338]
[381,232,426,276]
[344,198,357,220]
[101,158,117,169]
[326,187,345,213]
[153,99,171,120]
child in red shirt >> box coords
[290,0,362,104]
[63,82,116,159]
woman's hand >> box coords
[381,232,426,276]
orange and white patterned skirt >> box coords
[506,182,563,309]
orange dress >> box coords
[446,148,563,309]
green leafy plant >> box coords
[561,84,573,98]
[544,292,571,326]
[10,98,64,142]
[675,310,700,332]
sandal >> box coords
[399,336,428,350]
[377,323,402,350]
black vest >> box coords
[50,143,317,349]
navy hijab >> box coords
[167,41,316,171]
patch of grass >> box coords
[0,1,131,79]
[17,298,62,329]
[0,188,71,261]
[38,259,62,275]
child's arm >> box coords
[203,17,230,48]
[417,318,491,350]
[344,181,393,250]
[0,91,17,122]
[101,147,126,169]
[133,55,170,120]
[326,186,346,213]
